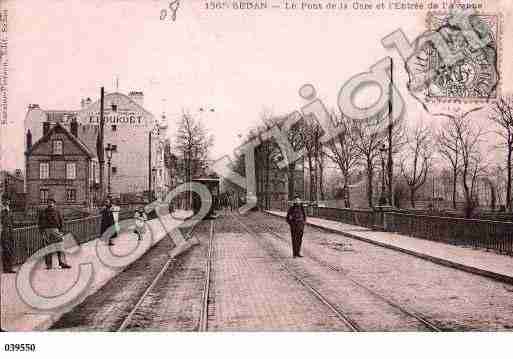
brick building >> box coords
[24,91,168,200]
[25,121,99,208]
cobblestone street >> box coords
[48,211,513,332]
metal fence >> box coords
[272,201,513,256]
[384,212,513,256]
[10,210,136,266]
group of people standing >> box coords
[0,194,149,274]
[99,197,148,245]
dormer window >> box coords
[111,103,118,112]
[53,140,63,155]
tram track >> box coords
[256,220,443,332]
[230,213,360,332]
[198,220,215,331]
[117,222,202,332]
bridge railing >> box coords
[384,211,513,256]
[273,201,513,256]
[10,210,136,266]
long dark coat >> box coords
[100,206,115,234]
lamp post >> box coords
[379,143,387,205]
[148,123,160,202]
[151,167,157,201]
[105,143,114,196]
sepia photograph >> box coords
[0,0,512,356]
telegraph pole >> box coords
[148,129,152,202]
[99,87,105,199]
[388,57,394,207]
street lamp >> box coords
[379,143,387,206]
[105,143,114,196]
[151,167,157,201]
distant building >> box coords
[24,91,169,201]
[0,169,25,210]
[25,121,99,208]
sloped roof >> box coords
[27,122,97,159]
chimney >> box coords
[128,91,144,107]
[43,121,50,136]
[70,118,78,138]
[28,104,40,110]
[26,130,32,152]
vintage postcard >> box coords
[0,0,512,356]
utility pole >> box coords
[99,87,105,199]
[148,129,152,202]
[388,57,394,207]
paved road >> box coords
[50,211,513,331]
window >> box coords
[66,188,77,202]
[53,140,63,155]
[66,162,76,180]
[111,144,117,152]
[111,125,117,132]
[39,162,50,179]
[40,189,49,204]
[111,167,117,175]
[111,104,117,112]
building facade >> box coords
[0,169,25,210]
[25,91,168,201]
[25,122,99,208]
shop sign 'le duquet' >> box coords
[85,109,147,126]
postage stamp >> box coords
[406,12,502,107]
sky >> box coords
[1,0,512,172]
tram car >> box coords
[191,177,220,219]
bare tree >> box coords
[303,116,322,202]
[489,96,513,210]
[174,112,214,207]
[324,114,360,207]
[400,123,433,208]
[350,112,387,208]
[437,119,461,210]
[456,117,487,218]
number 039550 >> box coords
[4,344,36,352]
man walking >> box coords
[1,194,16,273]
[286,196,306,258]
[38,198,71,270]
[100,197,119,246]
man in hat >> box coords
[1,194,16,273]
[100,197,119,246]
[38,198,71,270]
[286,196,307,258]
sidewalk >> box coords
[1,211,192,331]
[266,211,513,285]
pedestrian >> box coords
[100,197,119,246]
[133,208,147,241]
[38,198,71,270]
[286,196,307,258]
[1,194,16,273]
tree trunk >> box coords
[507,146,512,211]
[319,159,325,201]
[367,165,374,208]
[410,187,416,208]
[452,169,457,210]
[308,155,316,202]
[288,162,296,200]
[343,171,351,208]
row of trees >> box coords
[244,95,513,217]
